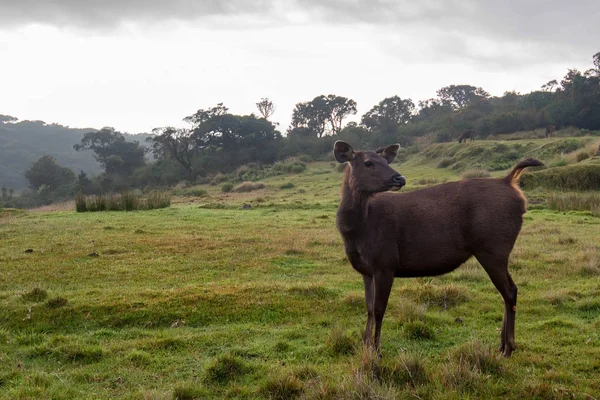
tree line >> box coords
[2,52,599,208]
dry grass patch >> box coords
[232,182,266,193]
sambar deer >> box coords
[458,129,475,143]
[333,141,542,357]
[546,125,556,138]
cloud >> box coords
[0,0,277,28]
[3,0,597,69]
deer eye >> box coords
[364,161,373,167]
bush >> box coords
[221,182,234,193]
[576,151,590,162]
[461,169,491,179]
[232,182,265,193]
[291,165,305,174]
[298,154,313,163]
[546,192,600,216]
[174,187,208,197]
[210,173,229,185]
[521,164,600,191]
[437,157,456,168]
[279,182,295,190]
[75,191,171,212]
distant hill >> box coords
[0,115,151,190]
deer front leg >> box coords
[373,271,394,354]
[362,274,375,347]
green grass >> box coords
[1,135,600,398]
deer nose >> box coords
[392,175,406,187]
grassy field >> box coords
[1,136,600,399]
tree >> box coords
[326,95,357,135]
[361,96,415,133]
[416,98,452,120]
[541,79,558,92]
[183,103,229,128]
[290,95,357,137]
[256,98,276,120]
[290,99,328,137]
[0,115,18,123]
[436,85,490,109]
[74,127,146,176]
[149,127,196,173]
[24,155,75,191]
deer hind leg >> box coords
[362,274,375,347]
[372,271,394,354]
[475,251,518,357]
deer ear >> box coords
[380,144,400,164]
[333,141,355,163]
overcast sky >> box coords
[0,0,598,134]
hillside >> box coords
[1,136,599,398]
[0,116,151,190]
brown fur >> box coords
[545,125,556,138]
[333,141,543,357]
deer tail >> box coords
[504,158,544,183]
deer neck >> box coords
[337,168,370,235]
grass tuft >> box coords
[327,326,356,356]
[262,374,304,400]
[205,354,249,384]
[172,385,207,400]
[461,169,492,179]
[403,320,435,340]
[22,287,48,302]
[46,296,68,308]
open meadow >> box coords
[1,136,600,399]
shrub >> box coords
[291,165,304,174]
[437,157,456,168]
[174,187,208,197]
[221,182,234,193]
[279,182,295,190]
[298,154,313,163]
[147,191,172,209]
[576,151,590,162]
[75,192,171,212]
[232,182,265,193]
[75,192,86,212]
[546,192,600,216]
[461,169,491,179]
[521,164,600,191]
[210,173,229,185]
